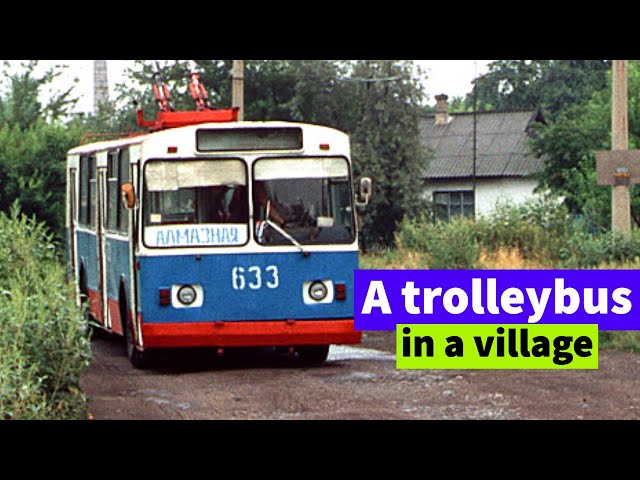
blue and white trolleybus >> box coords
[66,75,371,368]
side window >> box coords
[106,151,119,231]
[69,168,77,225]
[79,155,89,226]
[88,155,97,229]
[117,149,130,233]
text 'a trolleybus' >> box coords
[66,76,372,368]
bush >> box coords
[397,215,481,269]
[0,203,91,419]
[475,197,574,263]
[396,197,640,271]
[0,122,81,243]
[559,230,640,268]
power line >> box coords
[337,76,402,83]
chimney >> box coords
[434,94,452,125]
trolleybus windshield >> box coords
[253,157,355,246]
[143,159,248,248]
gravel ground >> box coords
[80,329,640,420]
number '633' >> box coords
[231,265,279,290]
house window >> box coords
[433,190,474,222]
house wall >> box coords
[424,177,541,218]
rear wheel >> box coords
[79,267,101,337]
[79,267,89,320]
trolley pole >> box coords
[232,60,245,121]
[611,60,631,233]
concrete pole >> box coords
[232,60,244,121]
[612,60,631,233]
[93,60,109,114]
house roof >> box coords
[419,109,546,179]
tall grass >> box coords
[386,198,640,270]
[0,203,91,419]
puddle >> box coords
[138,388,191,411]
[146,397,191,411]
[328,345,395,361]
[344,371,378,381]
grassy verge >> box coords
[0,204,91,419]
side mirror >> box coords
[121,183,136,209]
[356,177,372,207]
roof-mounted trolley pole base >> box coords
[137,64,239,132]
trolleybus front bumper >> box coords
[140,318,361,348]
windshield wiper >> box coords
[264,201,309,256]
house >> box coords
[419,94,546,221]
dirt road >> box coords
[80,331,640,420]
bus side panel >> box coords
[76,230,102,323]
[105,235,131,335]
[137,251,358,324]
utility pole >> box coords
[232,60,244,121]
[611,60,631,233]
[596,60,639,233]
[472,61,478,221]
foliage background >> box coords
[0,59,631,247]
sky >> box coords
[3,60,494,114]
[418,60,493,103]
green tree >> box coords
[346,60,429,247]
[0,60,78,129]
[532,60,640,230]
[244,60,297,120]
[0,122,82,239]
[467,60,611,120]
[0,61,82,239]
[285,60,353,129]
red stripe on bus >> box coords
[107,298,124,335]
[86,289,124,335]
[86,289,103,324]
[140,319,362,349]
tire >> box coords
[79,267,89,320]
[294,345,330,366]
[122,295,152,369]
[79,267,98,337]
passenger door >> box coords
[96,164,111,329]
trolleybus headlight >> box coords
[177,285,197,305]
[308,281,328,302]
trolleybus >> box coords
[66,72,371,368]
